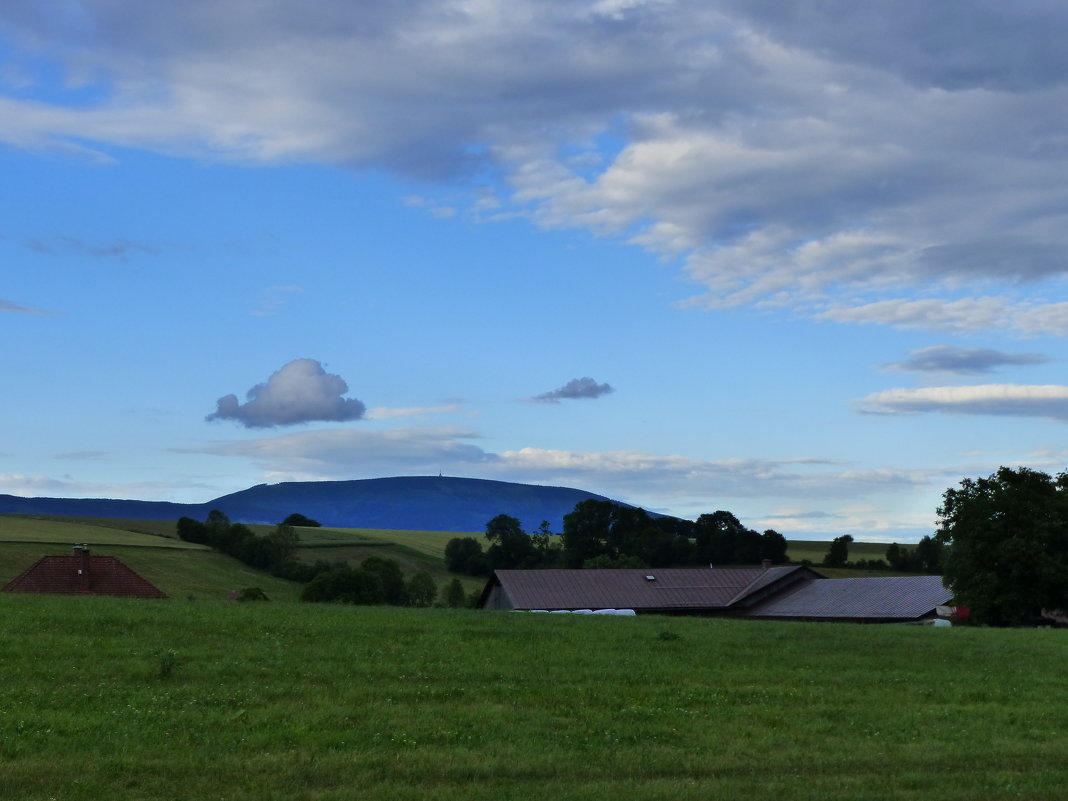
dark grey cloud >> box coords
[725,0,1068,92]
[884,345,1050,375]
[206,358,366,428]
[535,377,614,403]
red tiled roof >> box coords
[3,552,166,598]
[485,567,808,612]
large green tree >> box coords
[484,513,538,570]
[936,466,1068,625]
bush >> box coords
[445,578,467,608]
[301,568,384,605]
[231,587,269,602]
[406,572,437,607]
[282,513,321,527]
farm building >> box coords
[478,567,954,623]
[3,545,166,599]
[478,566,819,616]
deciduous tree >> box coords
[936,466,1068,625]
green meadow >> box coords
[2,594,1067,801]
[2,515,1067,799]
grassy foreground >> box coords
[2,596,1067,801]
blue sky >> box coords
[4,1,1068,542]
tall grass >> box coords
[2,594,1066,800]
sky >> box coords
[3,1,1068,543]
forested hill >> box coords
[0,476,652,532]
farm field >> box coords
[0,516,485,600]
[786,539,892,564]
[2,595,1066,801]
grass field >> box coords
[0,515,203,547]
[1,595,1066,801]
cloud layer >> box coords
[4,2,1068,332]
[188,424,948,537]
[858,385,1068,421]
[207,358,366,428]
[883,345,1049,375]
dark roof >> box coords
[484,567,810,612]
[746,575,952,621]
[3,551,166,598]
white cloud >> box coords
[365,404,463,420]
[0,473,204,501]
[821,298,1068,336]
[3,3,1068,332]
[198,426,492,476]
[195,428,936,509]
[206,358,366,428]
[858,384,1068,421]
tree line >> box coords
[177,510,473,607]
[177,510,313,579]
[445,500,789,575]
[819,534,944,573]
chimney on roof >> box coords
[73,544,91,593]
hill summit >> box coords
[0,476,650,532]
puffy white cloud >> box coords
[206,358,366,428]
[858,384,1068,421]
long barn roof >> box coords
[485,566,810,612]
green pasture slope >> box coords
[0,516,485,599]
[2,596,1067,801]
[0,516,305,601]
[295,526,483,593]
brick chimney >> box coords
[73,545,91,593]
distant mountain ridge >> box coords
[0,476,656,532]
